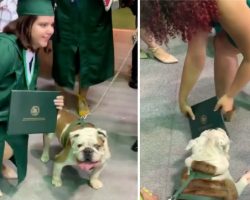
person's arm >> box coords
[214,0,250,112]
[214,59,250,113]
[179,31,209,119]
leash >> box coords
[83,29,137,119]
[168,170,218,200]
[168,170,195,200]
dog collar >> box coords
[60,118,87,147]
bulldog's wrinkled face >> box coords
[69,127,108,164]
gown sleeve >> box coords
[0,38,17,80]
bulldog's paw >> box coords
[52,176,62,187]
[90,179,103,189]
[41,152,49,163]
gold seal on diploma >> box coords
[30,106,40,116]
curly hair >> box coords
[141,0,219,44]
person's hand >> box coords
[179,101,195,120]
[214,94,234,113]
[54,95,64,110]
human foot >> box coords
[2,164,17,179]
[241,171,250,183]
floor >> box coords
[140,37,250,200]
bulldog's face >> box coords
[69,127,110,170]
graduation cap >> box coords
[17,0,54,16]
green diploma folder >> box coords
[7,90,59,135]
[188,97,227,139]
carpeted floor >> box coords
[140,37,250,200]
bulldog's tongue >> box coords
[78,162,98,171]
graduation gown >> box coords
[52,0,114,89]
[0,33,39,183]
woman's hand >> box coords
[179,101,195,120]
[214,94,234,113]
[54,95,64,110]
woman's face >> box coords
[31,16,54,50]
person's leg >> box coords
[214,32,239,98]
[214,32,239,121]
[141,29,178,64]
[129,41,138,89]
[2,142,17,179]
[214,0,250,113]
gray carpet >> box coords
[140,37,250,200]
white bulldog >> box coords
[176,128,250,199]
[41,109,111,189]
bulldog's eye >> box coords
[73,134,79,138]
[94,144,101,150]
[77,144,83,148]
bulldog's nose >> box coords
[84,147,93,161]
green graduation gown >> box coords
[52,0,114,89]
[0,33,39,183]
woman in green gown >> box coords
[0,0,63,191]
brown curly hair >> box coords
[141,0,219,44]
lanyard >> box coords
[23,49,35,90]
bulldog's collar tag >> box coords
[80,114,88,120]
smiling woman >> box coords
[0,0,63,196]
[30,16,54,50]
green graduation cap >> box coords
[17,0,54,16]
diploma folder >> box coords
[188,97,227,139]
[7,90,59,135]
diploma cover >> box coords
[7,90,59,135]
[188,97,227,139]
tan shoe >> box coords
[148,46,178,64]
[78,95,90,117]
[140,187,159,200]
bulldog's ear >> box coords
[97,128,107,138]
[186,139,196,151]
[69,131,80,140]
[216,128,226,134]
[217,138,230,153]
